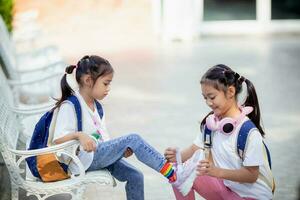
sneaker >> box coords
[171,149,204,196]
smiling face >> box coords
[91,73,113,100]
[201,83,236,118]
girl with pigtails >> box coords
[52,55,181,200]
[165,64,274,200]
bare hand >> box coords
[164,147,177,162]
[78,133,97,152]
[124,147,133,158]
[196,159,220,177]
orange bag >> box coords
[37,154,70,182]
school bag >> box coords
[26,95,103,182]
[203,119,275,193]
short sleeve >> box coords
[242,129,264,166]
[53,102,77,142]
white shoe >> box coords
[172,149,204,196]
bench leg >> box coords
[75,186,87,200]
[11,181,19,200]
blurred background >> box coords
[0,0,300,199]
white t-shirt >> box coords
[52,91,110,174]
[194,117,273,200]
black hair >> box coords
[55,55,114,108]
[200,64,265,137]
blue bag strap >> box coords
[263,141,272,169]
[67,95,82,131]
[237,120,255,159]
[95,100,104,119]
[203,125,212,148]
[237,120,272,169]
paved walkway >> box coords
[10,1,300,200]
[94,35,300,200]
[19,35,300,200]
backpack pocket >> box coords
[37,154,70,182]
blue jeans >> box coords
[87,133,166,200]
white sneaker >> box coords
[172,149,204,196]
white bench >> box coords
[0,15,65,104]
[0,63,58,142]
[0,84,116,200]
[0,15,64,75]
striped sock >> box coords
[160,162,177,182]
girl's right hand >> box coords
[164,147,177,162]
[77,133,97,152]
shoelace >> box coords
[173,149,204,185]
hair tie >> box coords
[234,72,240,80]
[65,65,79,91]
[237,77,248,106]
[65,65,77,75]
[238,76,245,84]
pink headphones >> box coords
[206,106,253,135]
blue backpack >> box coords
[26,95,103,182]
[203,120,275,193]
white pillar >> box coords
[256,0,271,23]
[162,0,203,41]
[151,0,163,36]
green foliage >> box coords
[0,0,13,32]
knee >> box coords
[127,133,143,142]
[130,169,144,184]
[193,176,223,195]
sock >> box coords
[160,162,177,182]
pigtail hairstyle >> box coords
[55,65,77,108]
[244,78,265,137]
[200,64,265,137]
[55,55,114,109]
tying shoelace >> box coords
[172,148,205,196]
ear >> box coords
[82,75,93,87]
[226,86,236,99]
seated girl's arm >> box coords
[53,132,81,144]
[52,102,96,152]
[54,132,96,152]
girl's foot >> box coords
[171,149,204,196]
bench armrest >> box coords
[8,72,61,86]
[17,45,58,59]
[8,140,86,178]
[11,103,54,116]
[16,60,65,74]
[9,140,79,156]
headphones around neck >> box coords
[205,106,253,135]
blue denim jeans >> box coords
[87,133,166,200]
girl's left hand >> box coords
[124,147,133,158]
[196,159,220,177]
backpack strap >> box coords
[238,120,275,193]
[262,141,275,193]
[203,125,212,148]
[237,120,255,160]
[263,141,272,170]
[67,95,82,131]
[237,120,272,169]
[67,95,104,130]
[95,100,104,119]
